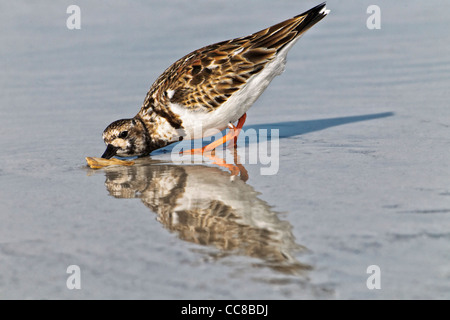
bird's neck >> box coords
[134,113,183,152]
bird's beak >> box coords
[101,144,119,159]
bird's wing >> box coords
[139,2,328,115]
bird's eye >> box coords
[118,131,128,139]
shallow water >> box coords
[1,1,450,299]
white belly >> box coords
[170,47,291,140]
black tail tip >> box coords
[296,2,330,19]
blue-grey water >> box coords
[1,0,450,299]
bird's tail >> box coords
[249,2,330,52]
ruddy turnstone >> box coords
[101,2,329,159]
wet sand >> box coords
[1,1,450,299]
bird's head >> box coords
[101,118,150,159]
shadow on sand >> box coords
[245,112,394,139]
[153,112,394,153]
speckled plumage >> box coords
[101,3,329,159]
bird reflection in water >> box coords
[96,152,311,275]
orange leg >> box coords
[227,113,247,149]
[181,113,247,154]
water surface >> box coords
[1,0,450,299]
